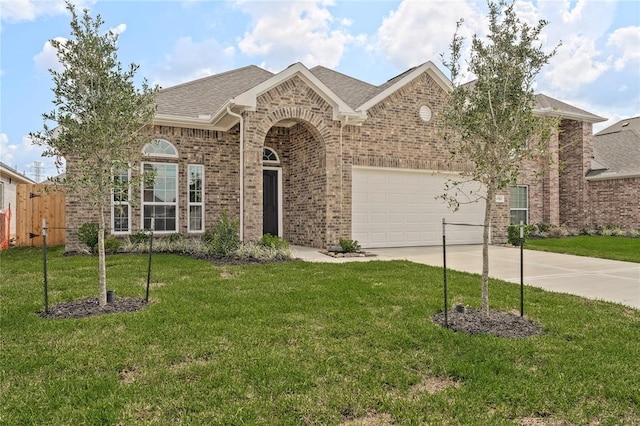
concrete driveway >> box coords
[292,245,640,309]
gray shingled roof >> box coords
[588,116,640,178]
[535,94,605,123]
[155,65,274,118]
[309,66,379,109]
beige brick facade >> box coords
[64,64,632,252]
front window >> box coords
[112,169,131,234]
[188,164,204,232]
[510,185,528,225]
[143,162,178,232]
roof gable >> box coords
[357,61,452,112]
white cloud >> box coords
[607,26,640,71]
[109,23,127,37]
[375,0,486,76]
[0,0,95,22]
[0,133,57,180]
[152,36,236,87]
[33,37,66,74]
[544,35,609,93]
[236,0,363,70]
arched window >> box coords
[141,139,179,232]
[142,139,178,158]
[263,147,279,163]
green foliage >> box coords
[77,222,99,253]
[440,1,559,312]
[28,2,158,305]
[259,233,290,250]
[506,224,533,245]
[202,211,241,257]
[339,238,361,253]
[236,242,292,261]
[128,231,150,245]
[526,236,640,263]
[2,247,640,424]
[104,237,122,254]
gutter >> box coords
[226,106,244,241]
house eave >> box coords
[534,107,607,124]
[586,171,640,181]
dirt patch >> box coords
[410,375,460,397]
[320,250,377,258]
[39,297,149,319]
[433,308,543,338]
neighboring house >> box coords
[65,61,610,251]
[0,162,36,243]
[584,117,640,229]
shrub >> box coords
[203,211,241,257]
[548,225,568,238]
[104,237,122,254]
[507,224,532,245]
[339,238,361,253]
[259,234,290,250]
[129,231,150,245]
[77,223,99,253]
[236,242,292,261]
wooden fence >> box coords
[15,184,66,247]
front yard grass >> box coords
[1,247,639,425]
[526,235,640,263]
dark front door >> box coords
[263,170,278,236]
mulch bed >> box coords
[433,308,543,338]
[39,297,149,319]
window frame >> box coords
[141,161,179,233]
[142,139,179,159]
[263,147,280,164]
[187,164,205,233]
[111,168,131,235]
[509,185,529,225]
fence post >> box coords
[42,218,49,314]
[520,221,524,317]
[145,218,155,303]
[442,218,448,328]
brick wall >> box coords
[587,177,640,229]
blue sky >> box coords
[1,0,639,181]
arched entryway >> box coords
[261,118,329,248]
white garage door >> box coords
[352,167,486,248]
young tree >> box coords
[31,1,157,306]
[440,1,559,313]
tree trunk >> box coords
[98,207,107,306]
[481,185,494,314]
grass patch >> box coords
[1,247,639,424]
[526,235,640,263]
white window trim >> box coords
[510,185,529,225]
[111,168,131,235]
[187,164,205,233]
[142,139,179,159]
[142,161,179,233]
[263,147,280,164]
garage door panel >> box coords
[352,168,486,248]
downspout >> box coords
[226,106,244,241]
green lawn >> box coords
[526,235,640,263]
[1,247,639,425]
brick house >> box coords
[583,117,640,229]
[65,61,612,251]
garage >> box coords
[352,167,486,248]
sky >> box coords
[1,0,639,182]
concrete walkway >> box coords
[292,245,640,309]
